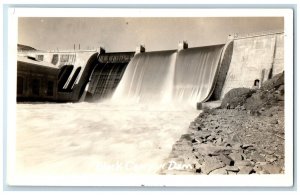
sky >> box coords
[18,17,284,52]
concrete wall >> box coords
[17,61,59,101]
[273,34,284,76]
[220,32,284,98]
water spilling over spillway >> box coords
[111,44,225,105]
[112,50,177,104]
[174,45,224,104]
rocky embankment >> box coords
[160,72,284,175]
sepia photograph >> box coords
[4,7,294,187]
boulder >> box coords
[229,152,244,162]
[238,166,254,174]
[218,154,234,166]
[194,143,231,156]
[226,166,240,172]
[261,72,284,91]
[201,156,226,174]
[210,167,228,174]
[235,160,253,167]
[262,164,282,174]
[221,88,255,109]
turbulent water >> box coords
[16,102,198,176]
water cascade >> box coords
[112,44,225,105]
[173,44,225,104]
[112,50,177,104]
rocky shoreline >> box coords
[160,72,285,175]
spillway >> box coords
[88,63,127,100]
[112,45,226,106]
[112,50,177,104]
[173,45,225,104]
[85,52,135,102]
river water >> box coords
[16,102,198,176]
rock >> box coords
[249,151,266,162]
[224,143,233,148]
[241,144,253,149]
[238,166,254,174]
[232,143,242,151]
[210,167,228,175]
[270,119,278,124]
[263,149,275,155]
[257,170,270,174]
[256,162,268,166]
[229,152,244,162]
[278,84,284,93]
[201,156,226,174]
[215,137,223,146]
[221,88,255,109]
[253,165,263,173]
[206,135,213,141]
[218,154,234,166]
[189,122,198,129]
[194,143,231,156]
[261,72,284,91]
[180,134,194,141]
[262,165,282,174]
[172,142,192,152]
[235,160,253,167]
[196,131,211,139]
[231,134,241,143]
[194,161,202,172]
[275,94,284,101]
[191,138,201,143]
[226,166,240,172]
[266,155,277,163]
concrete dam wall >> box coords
[221,32,284,97]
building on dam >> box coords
[16,31,284,105]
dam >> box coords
[15,31,284,177]
[17,32,283,105]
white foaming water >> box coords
[16,102,198,176]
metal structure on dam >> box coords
[16,32,284,105]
